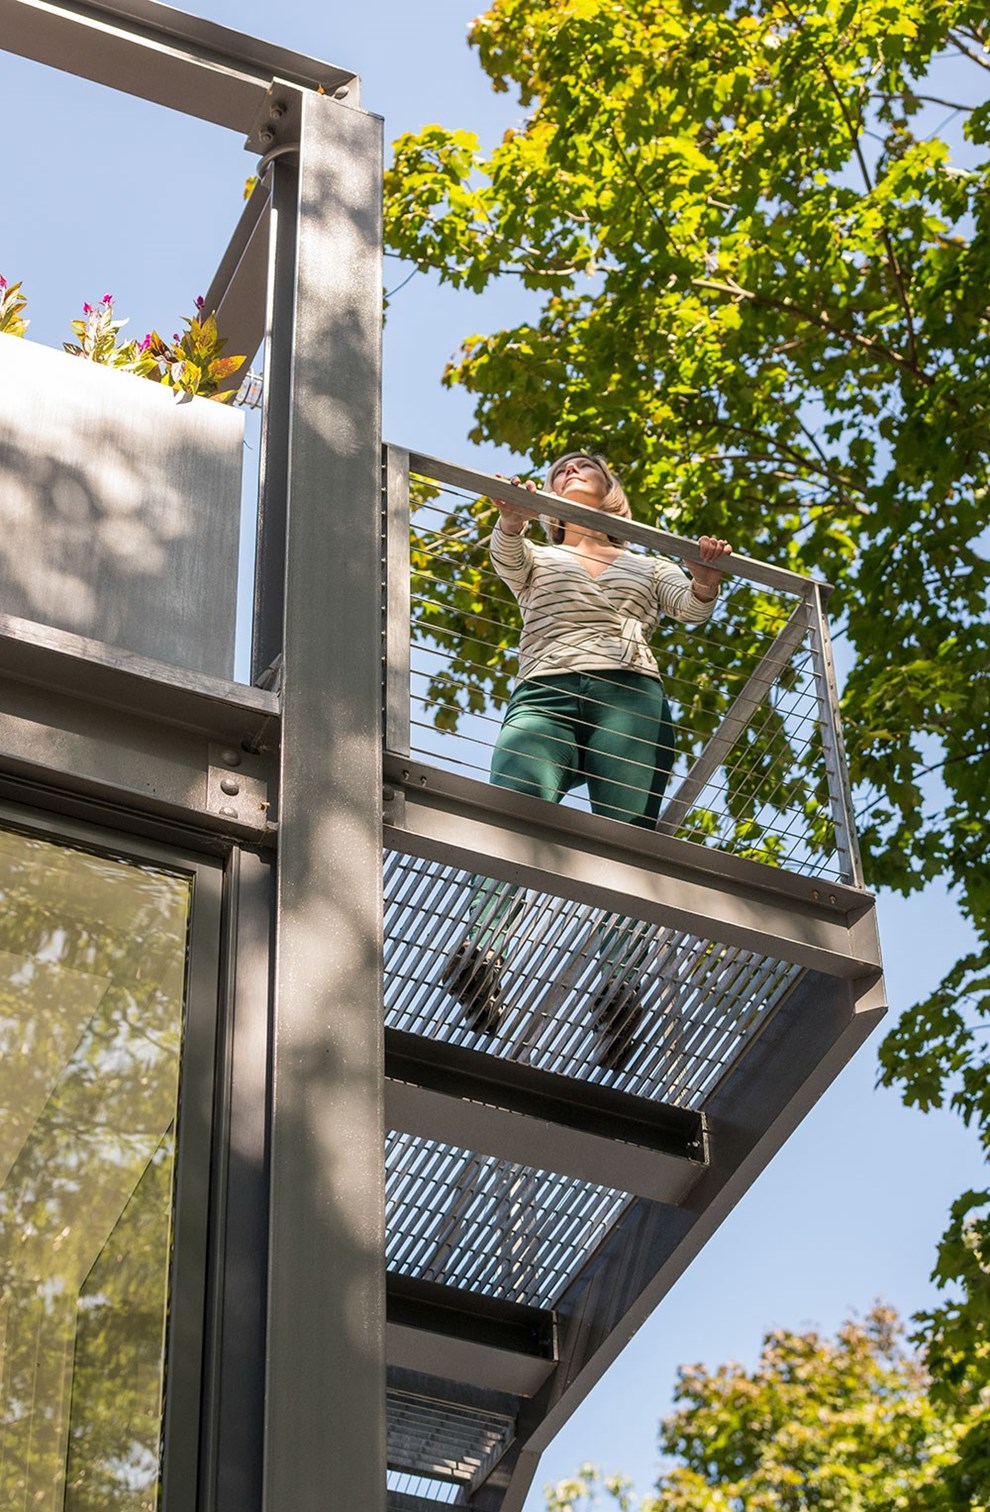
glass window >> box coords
[0,825,192,1511]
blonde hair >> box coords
[541,452,631,544]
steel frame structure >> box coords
[0,5,885,1511]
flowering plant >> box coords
[63,293,158,375]
[4,280,247,404]
[0,275,29,337]
[142,297,246,403]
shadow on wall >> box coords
[0,336,243,678]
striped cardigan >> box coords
[490,521,716,686]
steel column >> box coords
[202,178,272,396]
[264,91,385,1512]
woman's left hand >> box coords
[690,536,733,600]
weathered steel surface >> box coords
[0,338,243,677]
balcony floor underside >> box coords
[381,818,885,1509]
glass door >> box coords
[0,819,221,1512]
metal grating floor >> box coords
[387,1391,515,1492]
[386,1131,627,1308]
[384,849,801,1108]
[388,1479,463,1511]
[383,844,812,1501]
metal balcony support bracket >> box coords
[385,1028,707,1203]
[386,1368,524,1491]
[263,90,386,1512]
[0,614,278,839]
[384,759,883,982]
[384,444,412,755]
[479,967,886,1512]
[807,585,864,887]
[386,1275,556,1398]
[0,0,358,129]
[202,175,273,395]
[658,600,811,836]
[206,743,271,829]
[388,1366,523,1424]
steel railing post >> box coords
[384,444,411,757]
[657,599,812,837]
[806,584,864,886]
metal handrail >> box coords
[407,451,832,602]
[385,444,864,887]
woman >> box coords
[443,452,732,1070]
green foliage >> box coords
[545,1309,986,1512]
[63,293,156,375]
[878,946,990,1410]
[143,303,246,403]
[0,274,29,336]
[650,1306,984,1510]
[385,0,990,1390]
[410,486,523,729]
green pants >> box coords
[467,671,674,977]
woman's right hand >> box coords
[492,475,540,536]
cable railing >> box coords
[383,446,862,890]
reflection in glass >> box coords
[0,828,190,1511]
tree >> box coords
[544,1307,978,1510]
[384,0,990,1389]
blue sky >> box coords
[3,3,986,1503]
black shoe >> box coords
[441,942,505,1034]
[590,980,645,1072]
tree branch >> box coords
[701,414,867,497]
[948,30,990,74]
[606,118,681,260]
[853,745,990,823]
[780,0,919,366]
[793,411,863,508]
[692,275,933,384]
[871,90,975,113]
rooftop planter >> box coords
[0,330,244,679]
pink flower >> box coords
[172,333,181,343]
[195,294,205,310]
[102,293,112,304]
[82,303,93,315]
[0,275,7,291]
[139,335,152,352]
